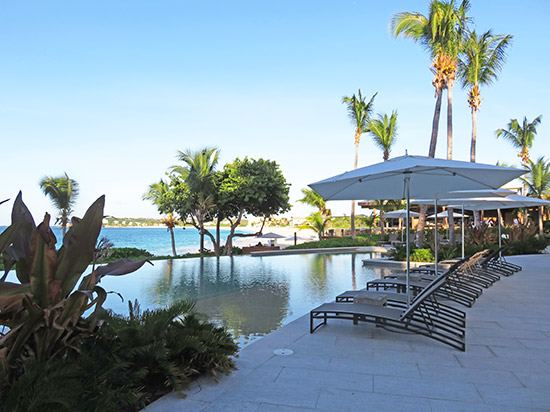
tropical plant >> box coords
[143,180,179,256]
[300,212,332,241]
[0,192,151,386]
[342,89,377,239]
[458,30,513,162]
[368,111,398,161]
[298,188,330,216]
[171,147,219,253]
[39,173,79,237]
[496,115,543,165]
[520,156,550,235]
[391,0,471,245]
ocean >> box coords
[0,225,250,256]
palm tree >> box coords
[342,89,377,239]
[368,111,398,161]
[171,147,219,253]
[459,30,513,162]
[39,173,79,237]
[391,0,471,246]
[300,212,332,241]
[143,180,179,256]
[298,188,330,216]
[496,116,543,165]
[521,156,550,236]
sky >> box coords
[1,0,549,225]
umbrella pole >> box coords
[461,202,465,259]
[498,208,502,257]
[434,197,438,275]
[405,176,411,307]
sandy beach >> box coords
[231,225,318,249]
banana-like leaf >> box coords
[94,258,153,281]
[9,192,36,284]
[0,223,20,281]
[28,214,58,308]
[0,282,31,309]
[55,195,105,297]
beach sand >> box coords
[231,226,318,249]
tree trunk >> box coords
[351,140,359,239]
[446,81,455,245]
[215,217,221,256]
[169,227,177,256]
[379,209,385,238]
[470,107,477,162]
[539,205,544,237]
[417,87,443,245]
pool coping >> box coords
[250,245,390,257]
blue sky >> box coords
[1,0,548,225]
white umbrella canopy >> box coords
[383,210,421,219]
[447,194,550,210]
[427,211,469,219]
[309,154,527,306]
[257,232,286,239]
[309,155,526,201]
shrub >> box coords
[109,247,153,260]
[285,237,376,250]
[507,236,549,255]
[410,248,434,262]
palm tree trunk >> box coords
[351,141,359,239]
[539,205,544,237]
[169,227,177,256]
[447,81,455,245]
[470,107,482,225]
[62,209,68,237]
[417,88,443,246]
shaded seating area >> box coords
[310,261,467,351]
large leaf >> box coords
[28,214,58,308]
[55,195,105,297]
[0,223,20,281]
[9,192,36,284]
[0,282,31,310]
[94,259,153,281]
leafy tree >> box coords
[342,89,377,239]
[458,30,513,162]
[171,148,219,254]
[521,156,550,236]
[143,180,179,256]
[298,188,330,216]
[216,158,291,256]
[39,173,79,237]
[368,111,398,161]
[300,212,332,241]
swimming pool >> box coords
[100,252,396,346]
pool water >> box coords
[99,253,396,347]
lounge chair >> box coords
[310,261,466,351]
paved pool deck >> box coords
[145,254,550,412]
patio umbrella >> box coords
[427,211,469,219]
[257,232,286,246]
[383,209,421,242]
[309,154,526,306]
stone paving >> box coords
[145,254,550,412]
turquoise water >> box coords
[0,226,247,255]
[99,253,394,347]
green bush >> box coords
[1,300,238,412]
[507,235,549,255]
[388,245,434,262]
[109,247,154,260]
[285,237,376,250]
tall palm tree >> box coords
[39,173,79,237]
[298,188,330,216]
[391,0,470,245]
[143,180,179,256]
[459,30,513,162]
[368,111,398,161]
[521,156,550,236]
[171,147,219,253]
[342,89,377,239]
[496,116,543,165]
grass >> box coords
[285,236,377,250]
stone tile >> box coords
[256,404,325,412]
[275,366,374,393]
[429,399,546,412]
[317,387,432,412]
[488,346,550,361]
[374,375,482,402]
[456,356,550,374]
[475,383,550,410]
[216,381,320,409]
[327,355,421,378]
[143,393,208,412]
[201,400,260,412]
[513,371,550,390]
[417,363,522,387]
